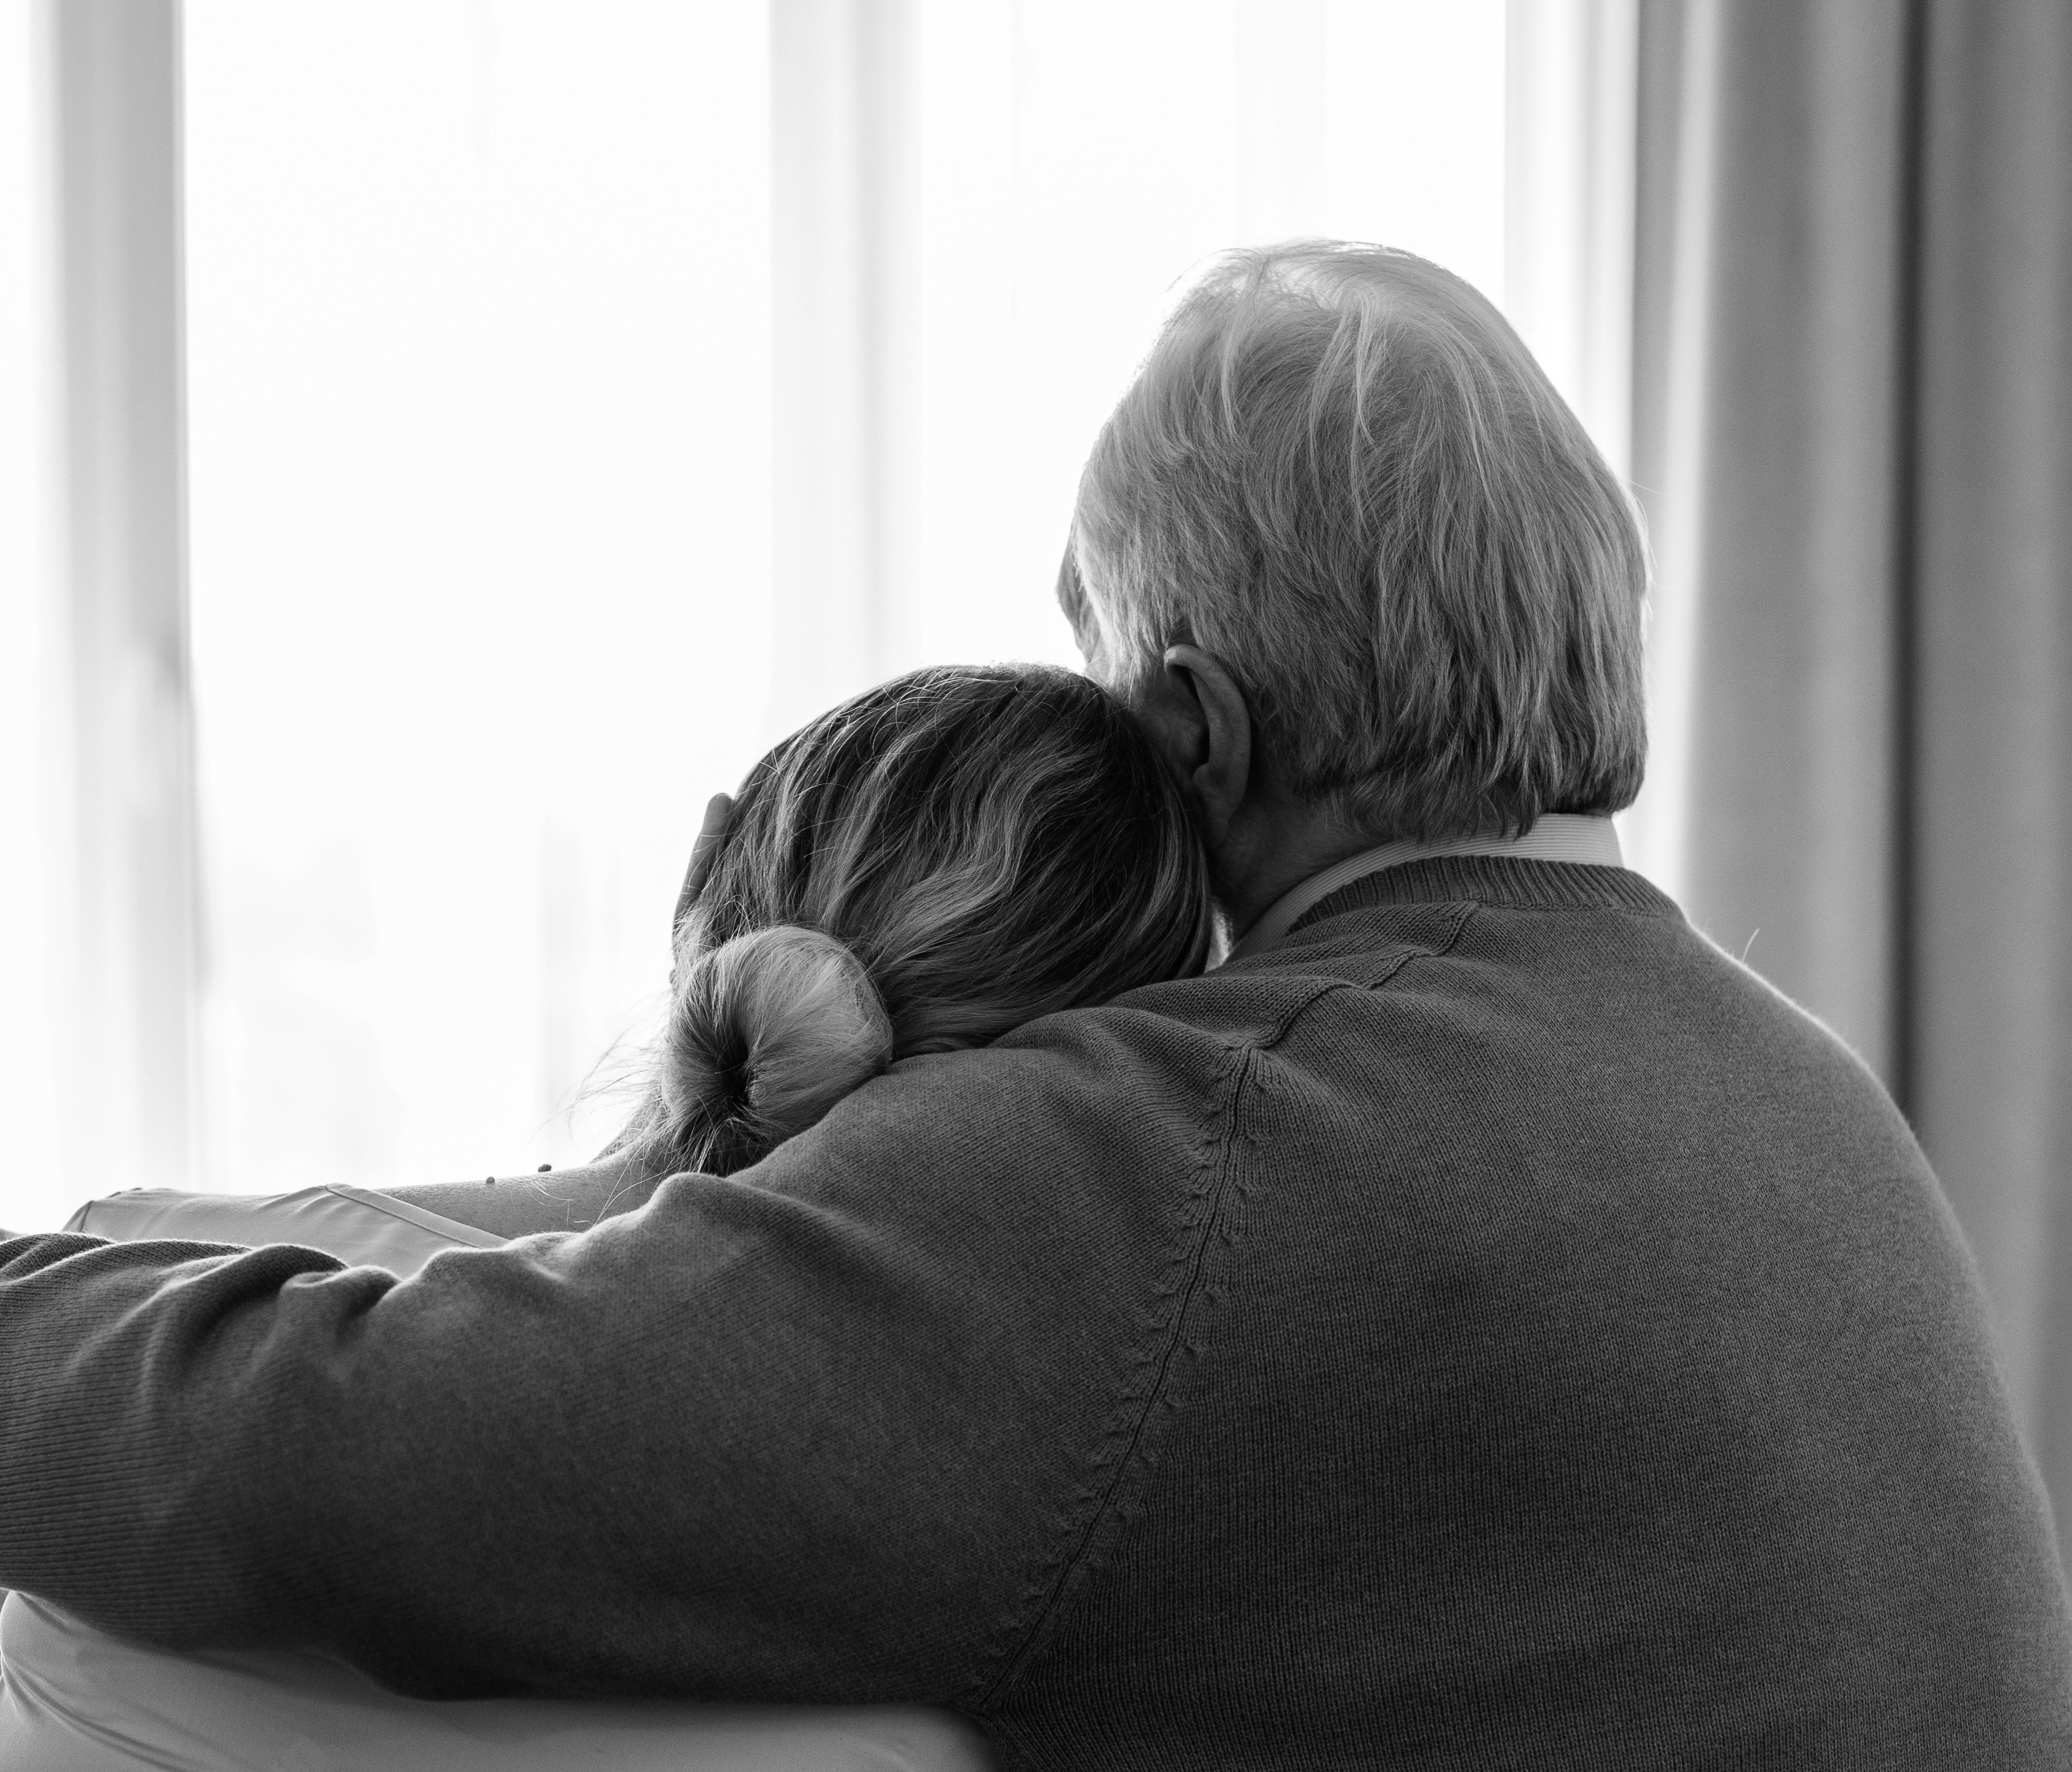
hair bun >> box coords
[660,925,893,1173]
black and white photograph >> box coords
[1,1,2068,1766]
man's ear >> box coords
[1131,645,1253,847]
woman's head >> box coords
[618,665,1213,1176]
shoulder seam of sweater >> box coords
[1257,901,1481,1044]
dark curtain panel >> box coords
[1633,0,2072,1551]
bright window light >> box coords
[175,0,1509,1197]
[184,1,773,1189]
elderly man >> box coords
[3,243,2069,1766]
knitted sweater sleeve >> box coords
[0,1017,1235,1705]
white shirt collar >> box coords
[1224,813,1625,963]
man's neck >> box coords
[1208,803,1375,939]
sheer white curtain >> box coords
[2,0,195,1231]
[0,0,1638,1229]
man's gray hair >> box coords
[1069,241,1647,843]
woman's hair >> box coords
[612,664,1213,1177]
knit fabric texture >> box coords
[2,858,2068,1768]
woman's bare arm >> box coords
[381,1158,663,1239]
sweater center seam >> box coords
[973,1043,1257,1711]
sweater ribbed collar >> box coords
[1227,814,1627,962]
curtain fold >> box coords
[1912,0,2072,1535]
[40,0,199,1202]
[768,0,917,739]
[1634,0,2072,1552]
